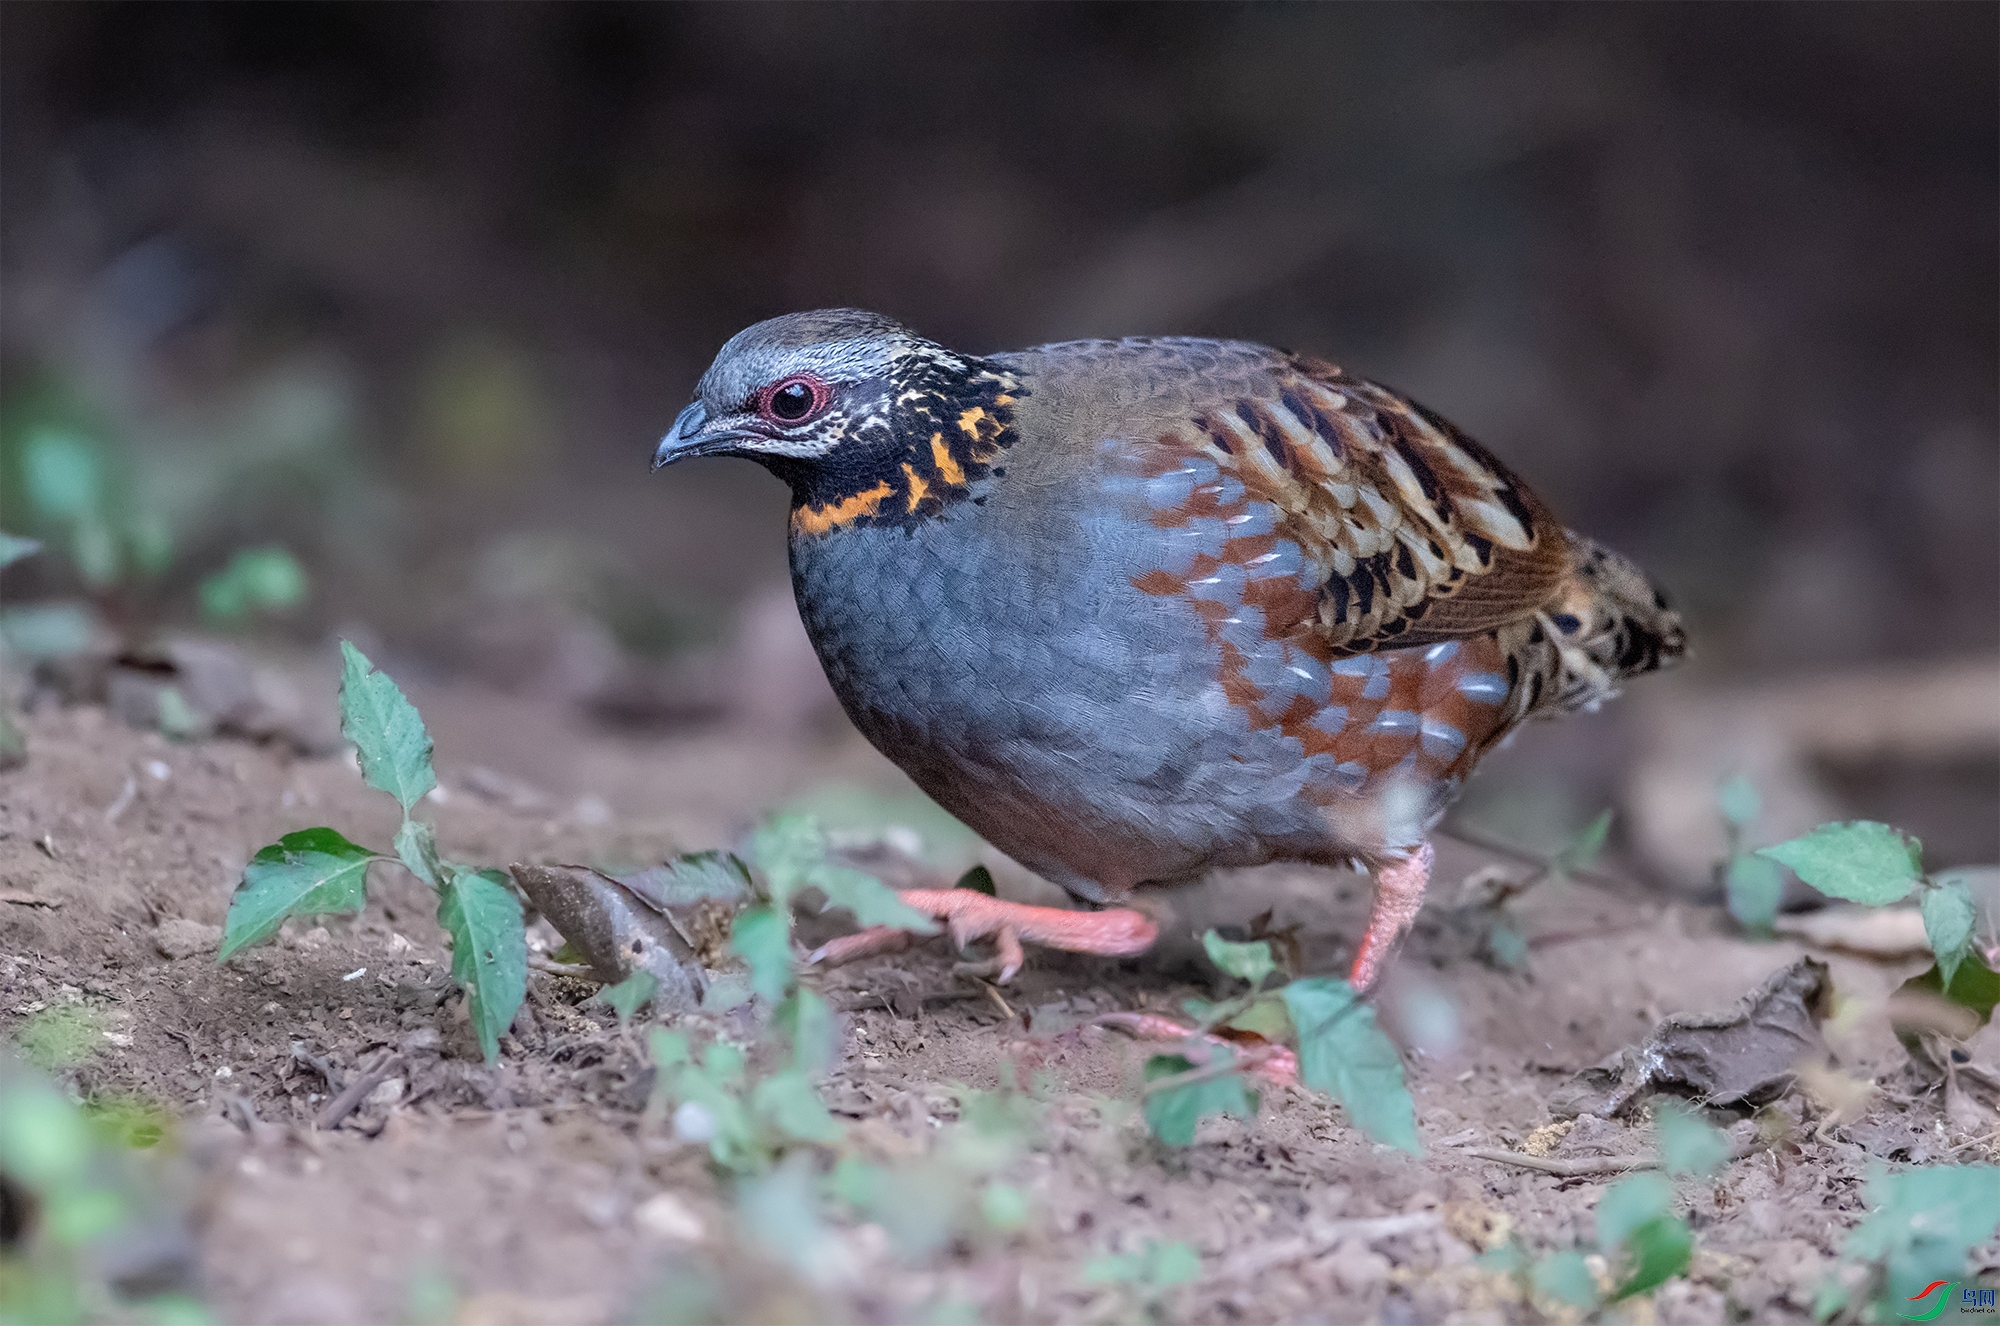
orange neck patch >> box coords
[785,358,1023,538]
[792,480,896,535]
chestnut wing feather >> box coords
[1171,352,1568,656]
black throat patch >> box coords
[773,348,1025,537]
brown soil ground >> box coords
[0,673,1982,1325]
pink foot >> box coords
[809,888,1156,983]
[1347,841,1434,991]
[1095,1011,1299,1087]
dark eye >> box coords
[760,375,827,424]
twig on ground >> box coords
[162,1025,200,1064]
[975,979,1016,1021]
[290,1041,344,1092]
[1465,1148,1660,1177]
[314,1050,399,1131]
[529,955,599,981]
[1468,1140,1762,1177]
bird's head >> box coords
[654,309,1024,534]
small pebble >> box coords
[634,1192,705,1243]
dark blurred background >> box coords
[3,3,1995,870]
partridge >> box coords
[653,310,1684,991]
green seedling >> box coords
[1083,1238,1202,1321]
[645,815,934,1174]
[218,641,526,1061]
[199,546,308,625]
[1757,818,1994,1017]
[1813,1164,2000,1323]
[1140,928,1421,1153]
[0,1052,209,1324]
[826,1085,1042,1261]
[1485,1100,1727,1310]
[1455,809,1615,975]
[1716,773,1785,931]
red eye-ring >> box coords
[758,374,831,425]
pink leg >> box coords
[809,888,1156,983]
[1095,1011,1299,1087]
[1347,841,1434,991]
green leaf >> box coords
[980,1181,1031,1232]
[1531,1249,1600,1309]
[438,867,527,1063]
[1759,821,1923,905]
[22,428,102,521]
[1725,854,1785,931]
[747,814,936,933]
[393,818,442,889]
[614,852,753,910]
[0,601,99,661]
[0,1081,95,1190]
[1614,1216,1693,1299]
[1655,1101,1731,1177]
[701,971,753,1012]
[1845,1167,2000,1313]
[1484,920,1531,973]
[338,640,436,813]
[806,861,938,933]
[750,1069,843,1145]
[1478,1240,1527,1276]
[955,864,997,895]
[199,546,307,622]
[220,828,375,960]
[731,905,794,1004]
[828,1154,884,1209]
[1597,1172,1674,1250]
[777,988,835,1074]
[41,1183,128,1246]
[1554,809,1614,876]
[0,532,40,569]
[596,970,658,1023]
[1142,1053,1255,1147]
[1224,992,1294,1042]
[1923,882,1977,989]
[1141,1239,1202,1288]
[1281,976,1421,1153]
[156,686,208,740]
[747,815,828,910]
[1202,930,1275,987]
[1901,954,2000,1030]
[1716,774,1761,830]
[648,1027,691,1073]
[1085,1238,1201,1289]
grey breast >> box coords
[788,343,1344,900]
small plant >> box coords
[0,417,308,665]
[1141,929,1421,1153]
[1758,821,1980,989]
[1486,1101,1727,1310]
[647,815,935,1173]
[1461,808,1614,974]
[0,1052,207,1324]
[1813,1165,2000,1322]
[197,546,308,627]
[1716,774,1786,932]
[218,641,526,1061]
[1082,1238,1202,1320]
